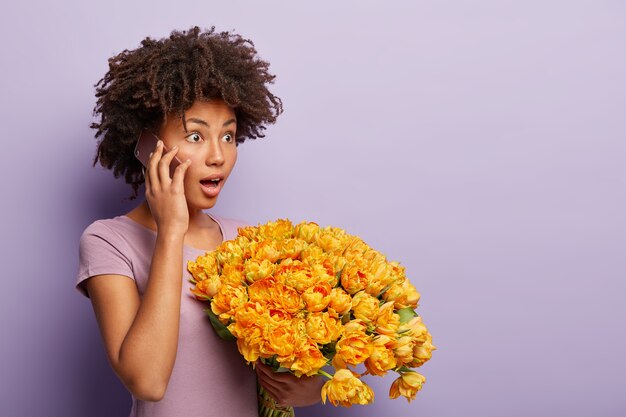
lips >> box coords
[200,174,224,198]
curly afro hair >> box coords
[91,26,283,200]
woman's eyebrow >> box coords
[187,117,237,127]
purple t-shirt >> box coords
[76,213,258,417]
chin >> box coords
[186,195,219,211]
[198,199,219,210]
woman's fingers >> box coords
[143,155,151,192]
[171,158,191,190]
[255,361,299,406]
[146,140,186,190]
[256,361,292,383]
[147,140,163,192]
[257,377,283,405]
[256,368,281,390]
[255,363,281,393]
[157,144,179,185]
[141,138,190,234]
[254,360,324,407]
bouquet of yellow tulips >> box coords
[187,219,435,416]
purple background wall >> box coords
[1,1,624,416]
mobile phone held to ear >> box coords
[134,129,183,179]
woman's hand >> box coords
[144,139,192,236]
[255,360,325,408]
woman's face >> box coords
[158,99,238,210]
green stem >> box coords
[317,369,333,380]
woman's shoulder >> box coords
[78,215,153,258]
[80,215,134,240]
[79,217,136,258]
[76,216,139,298]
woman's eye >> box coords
[186,133,202,143]
[222,133,234,143]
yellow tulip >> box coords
[321,369,374,407]
[375,301,400,335]
[399,316,429,342]
[274,282,305,314]
[342,319,368,334]
[302,282,332,312]
[328,287,352,315]
[266,319,300,359]
[340,261,370,294]
[254,240,282,263]
[236,225,260,241]
[410,332,436,367]
[216,239,245,265]
[364,258,397,297]
[361,248,385,263]
[248,276,304,314]
[403,279,421,309]
[243,258,275,283]
[234,326,263,363]
[389,372,426,402]
[388,261,406,277]
[305,311,343,345]
[190,274,222,300]
[284,340,328,377]
[231,301,263,329]
[341,237,370,260]
[300,244,324,262]
[275,259,317,293]
[308,257,338,287]
[258,218,294,240]
[381,282,405,307]
[187,252,218,282]
[332,328,372,369]
[364,335,397,376]
[315,227,348,253]
[280,238,308,260]
[220,263,245,286]
[293,221,320,243]
[248,276,279,305]
[211,284,248,323]
[351,291,380,323]
[393,335,415,367]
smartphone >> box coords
[134,129,182,179]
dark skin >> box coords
[255,360,325,407]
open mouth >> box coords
[200,178,221,188]
[200,176,224,198]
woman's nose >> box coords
[205,138,225,166]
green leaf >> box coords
[264,356,280,370]
[204,308,236,341]
[397,307,418,323]
[321,341,336,354]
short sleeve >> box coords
[76,220,135,298]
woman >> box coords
[76,26,323,416]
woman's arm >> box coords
[86,140,192,401]
[85,229,185,401]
